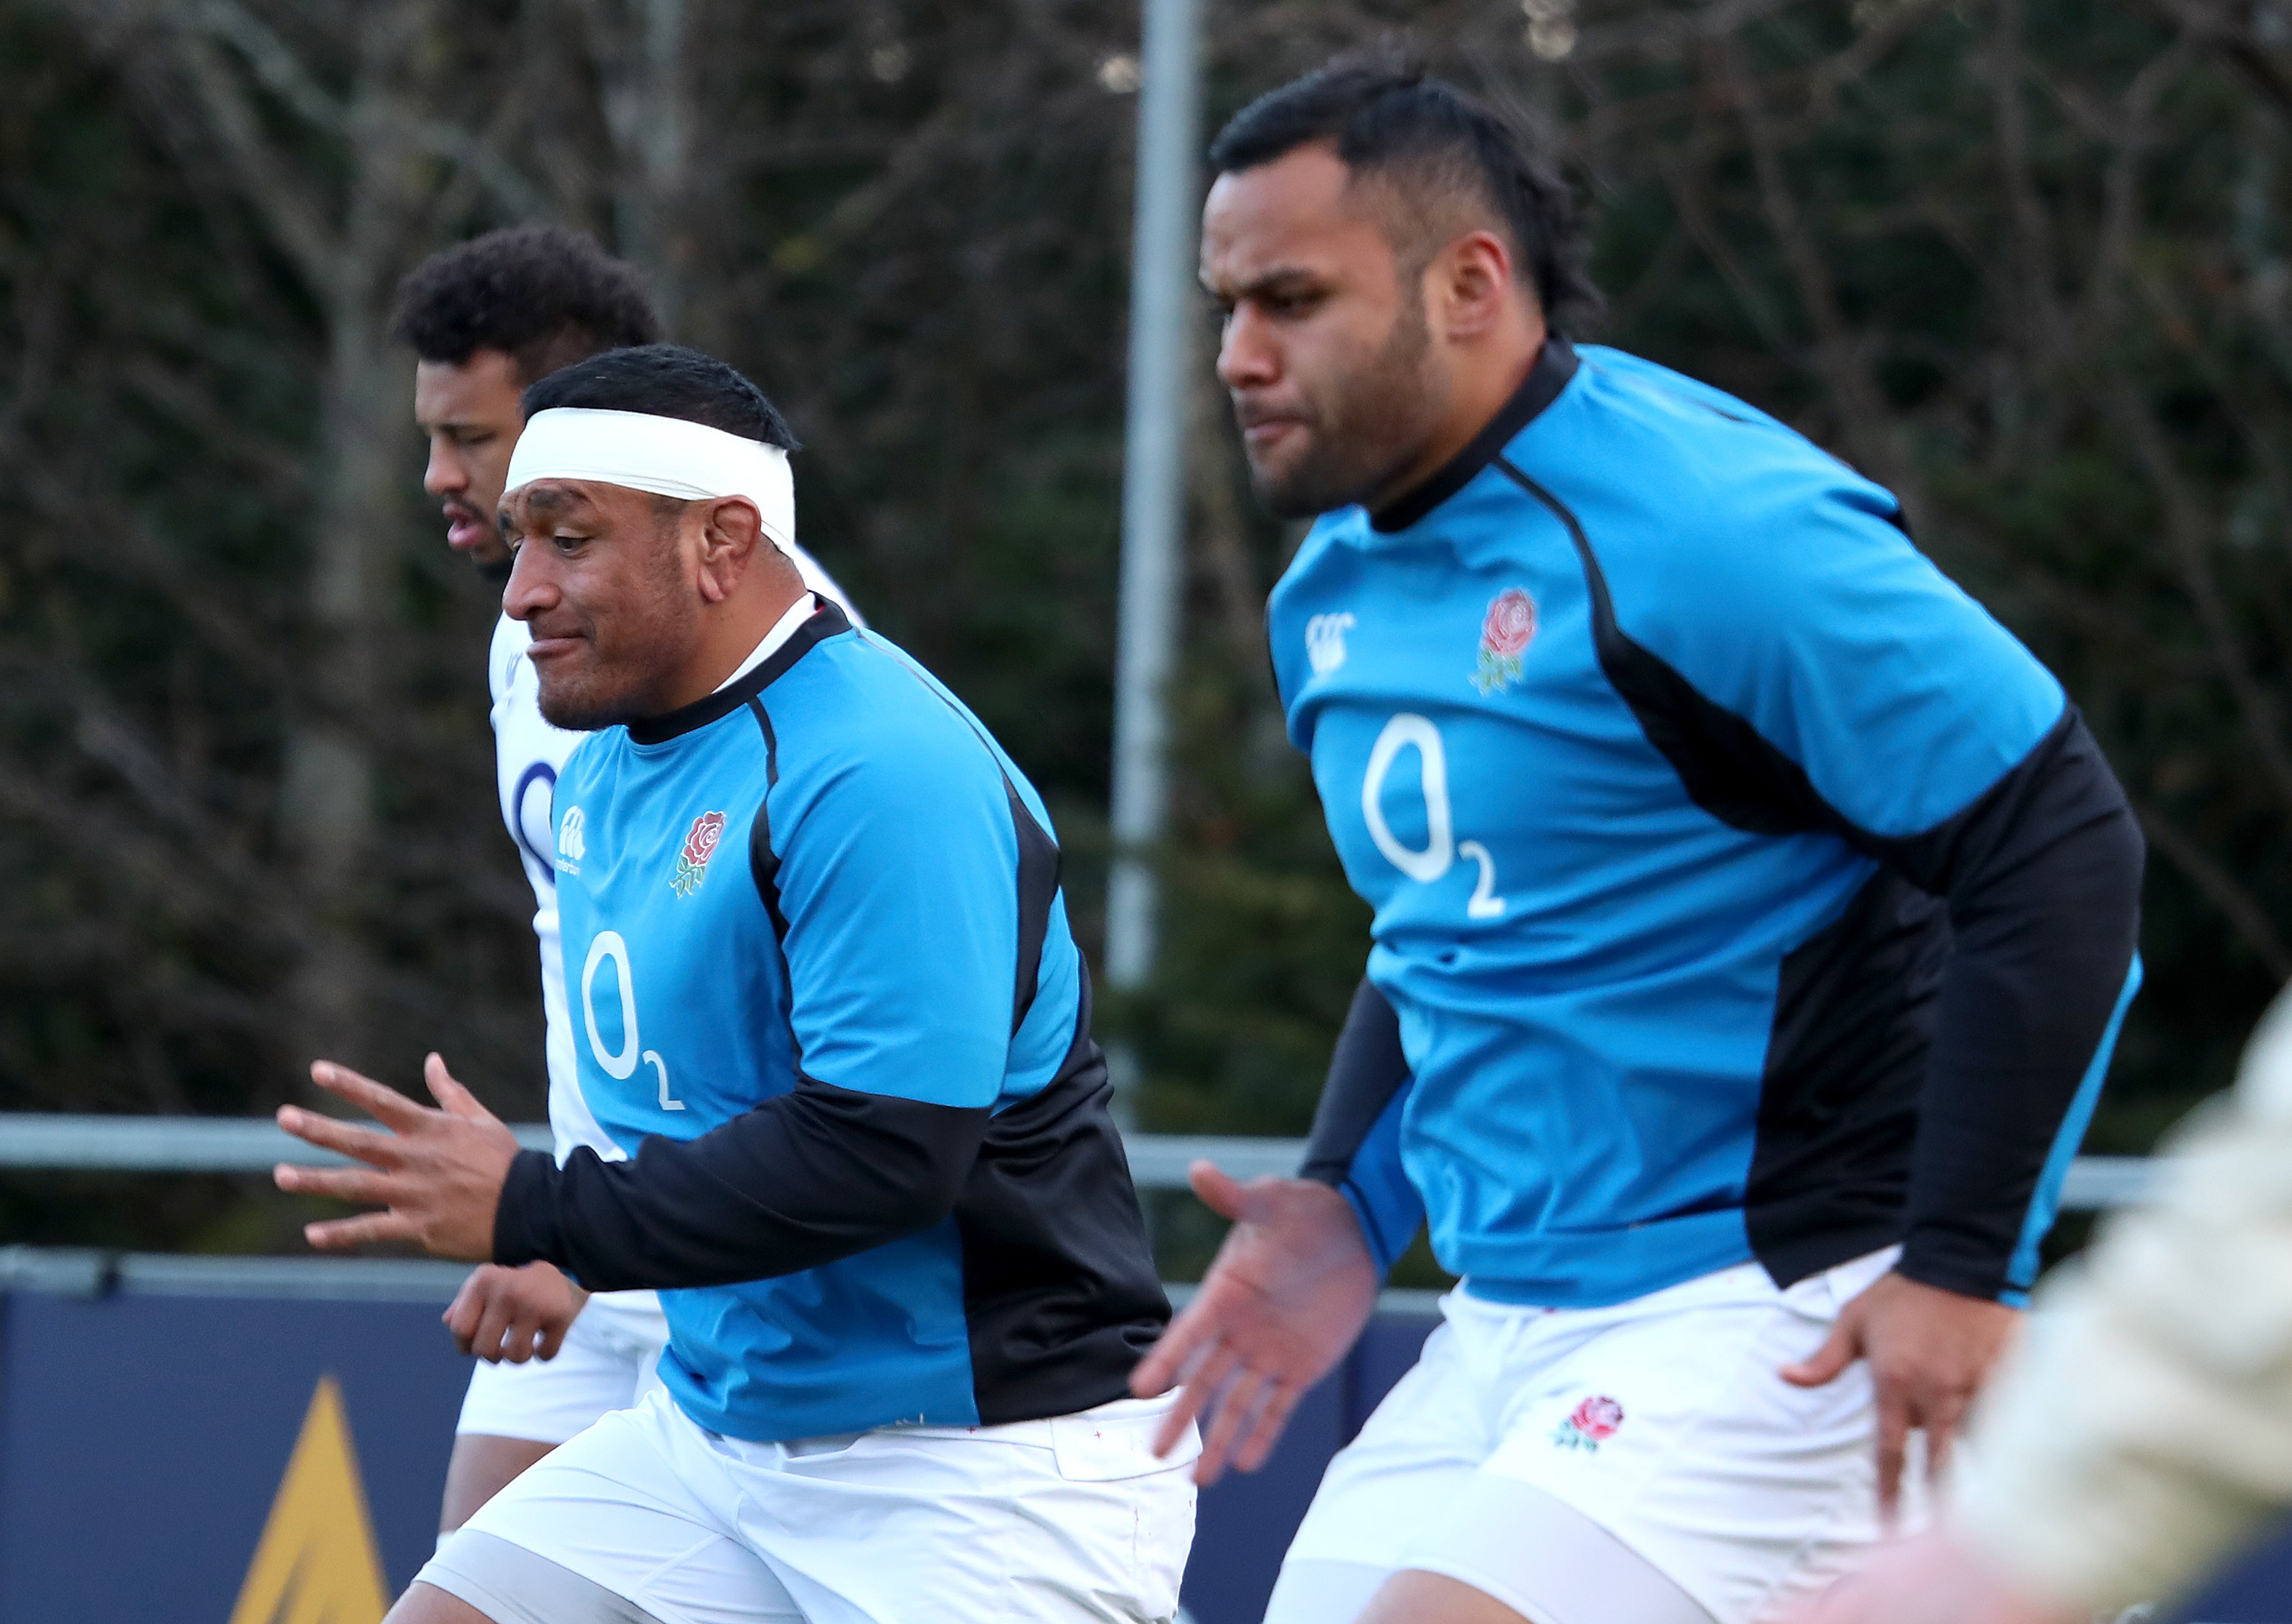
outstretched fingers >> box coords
[1186,1159,1251,1223]
[1230,1375,1304,1474]
[275,1105,402,1169]
[423,1052,493,1121]
[1152,1338,1239,1460]
[273,1163,397,1204]
[1145,1371,1202,1456]
[1134,1277,1230,1400]
[1196,1365,1270,1486]
[303,1210,417,1250]
[305,1061,435,1133]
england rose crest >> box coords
[1551,1394,1624,1451]
[1474,587,1536,694]
[670,810,727,897]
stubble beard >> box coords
[533,535,702,731]
[534,661,625,733]
[1246,299,1440,521]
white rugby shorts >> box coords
[423,1385,1200,1624]
[1270,1248,1924,1624]
[455,1289,669,1445]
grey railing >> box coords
[0,1113,554,1172]
[0,1116,2155,1307]
[0,1114,2156,1207]
[0,1245,478,1300]
[0,1245,1456,1312]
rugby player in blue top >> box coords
[274,345,1195,1624]
[1130,61,2146,1624]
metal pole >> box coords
[1105,0,1202,1127]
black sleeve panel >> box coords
[1860,710,2145,1300]
[494,1078,992,1292]
[1496,459,2142,1299]
[1301,977,1413,1186]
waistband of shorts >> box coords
[877,1389,1181,1448]
[577,1288,665,1322]
[1458,1245,1902,1322]
[691,1387,1192,1476]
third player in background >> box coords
[390,225,860,1533]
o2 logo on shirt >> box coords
[1361,713,1505,921]
[580,929,685,1111]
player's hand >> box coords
[446,1261,590,1363]
[1130,1162,1379,1486]
[1780,1271,2021,1522]
[1782,1530,2077,1624]
[273,1053,521,1260]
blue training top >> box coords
[497,600,1166,1441]
[1274,340,2143,1310]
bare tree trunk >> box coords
[59,0,454,1081]
[271,6,440,1076]
[282,13,432,1073]
[577,0,695,334]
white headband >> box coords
[505,407,796,549]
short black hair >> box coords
[520,344,799,450]
[1209,59,1599,332]
[389,224,664,384]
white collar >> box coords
[713,593,823,694]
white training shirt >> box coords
[487,542,865,1173]
[1957,985,2292,1613]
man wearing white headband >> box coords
[276,345,1194,1624]
[391,233,862,1538]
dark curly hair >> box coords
[521,345,798,451]
[389,225,664,384]
[1209,58,1600,334]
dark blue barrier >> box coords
[0,1271,2280,1624]
[2180,1520,2292,1624]
[1181,1314,1437,1624]
[0,1288,466,1620]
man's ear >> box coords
[693,496,764,605]
[1432,230,1517,342]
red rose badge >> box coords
[1551,1393,1625,1451]
[1474,587,1536,694]
[1571,1395,1623,1439]
[670,810,727,897]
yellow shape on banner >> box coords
[228,1374,390,1624]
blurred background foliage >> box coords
[1,0,2289,1266]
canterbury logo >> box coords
[1307,611,1356,676]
